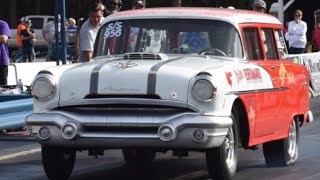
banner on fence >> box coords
[289,52,320,95]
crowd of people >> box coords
[0,0,316,85]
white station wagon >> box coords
[26,7,312,180]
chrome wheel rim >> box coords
[225,127,235,169]
[288,120,297,158]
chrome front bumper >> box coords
[26,110,232,149]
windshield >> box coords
[95,19,243,58]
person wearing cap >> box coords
[286,10,307,54]
[133,0,145,9]
[251,0,266,13]
[21,19,36,62]
[12,17,28,63]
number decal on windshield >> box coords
[104,22,123,38]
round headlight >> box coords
[192,79,216,102]
[32,77,55,100]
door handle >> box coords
[270,66,276,70]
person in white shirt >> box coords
[79,3,105,62]
[286,10,307,54]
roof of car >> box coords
[108,7,281,25]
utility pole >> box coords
[54,0,67,65]
[278,0,284,24]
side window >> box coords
[243,28,263,60]
[261,28,278,60]
[29,18,44,29]
[275,29,289,59]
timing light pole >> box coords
[54,0,67,65]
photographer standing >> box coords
[21,19,36,62]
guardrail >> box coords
[0,98,33,131]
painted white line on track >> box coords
[0,148,41,161]
[301,172,320,180]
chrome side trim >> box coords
[226,87,289,95]
[59,98,203,113]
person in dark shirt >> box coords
[0,19,11,85]
[21,20,36,62]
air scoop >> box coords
[123,53,168,60]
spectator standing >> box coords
[251,0,266,13]
[79,3,105,62]
[312,21,320,52]
[66,18,77,61]
[283,21,289,34]
[105,0,122,16]
[283,21,290,48]
[67,18,77,33]
[42,21,55,61]
[133,0,145,9]
[286,10,307,54]
[21,20,36,62]
[0,20,11,85]
[12,17,27,63]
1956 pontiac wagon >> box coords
[26,8,313,180]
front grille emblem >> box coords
[117,61,138,69]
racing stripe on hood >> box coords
[90,58,122,94]
[147,57,184,95]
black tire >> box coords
[42,146,76,180]
[122,148,156,167]
[206,111,239,180]
[263,118,299,167]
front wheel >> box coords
[42,146,76,180]
[206,112,239,180]
[263,118,299,167]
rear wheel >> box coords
[42,146,76,180]
[263,118,299,167]
[122,148,156,167]
[206,111,239,180]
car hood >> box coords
[59,56,224,102]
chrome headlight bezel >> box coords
[31,75,56,100]
[192,78,217,102]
